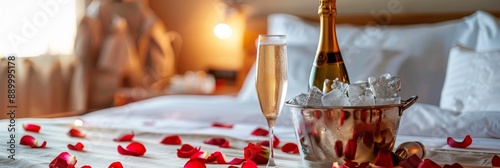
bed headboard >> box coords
[237,9,500,87]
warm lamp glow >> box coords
[214,23,233,39]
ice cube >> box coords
[321,89,350,106]
[368,73,401,98]
[375,96,401,105]
[348,81,375,106]
[290,93,308,105]
[348,81,370,97]
[330,78,349,93]
[351,95,375,106]
[306,87,323,106]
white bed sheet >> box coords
[1,97,499,168]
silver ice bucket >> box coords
[285,96,418,167]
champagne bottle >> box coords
[309,0,350,92]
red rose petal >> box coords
[190,151,209,159]
[344,138,357,161]
[258,135,280,148]
[184,159,207,168]
[335,140,343,157]
[20,135,47,148]
[399,154,423,168]
[81,165,92,168]
[418,159,441,168]
[362,132,374,147]
[49,152,77,168]
[68,128,86,138]
[177,144,201,158]
[20,135,35,146]
[343,160,369,168]
[211,122,234,129]
[161,135,182,145]
[113,132,134,142]
[443,163,464,168]
[244,143,269,164]
[340,110,351,126]
[447,135,472,148]
[204,138,230,148]
[373,150,393,168]
[241,160,258,168]
[281,142,299,154]
[493,155,500,167]
[228,166,239,168]
[68,142,85,151]
[251,128,269,136]
[206,151,227,164]
[117,142,146,156]
[23,123,41,133]
[228,158,245,165]
[108,161,123,168]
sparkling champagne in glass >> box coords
[255,35,288,168]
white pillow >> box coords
[457,11,500,52]
[440,46,500,112]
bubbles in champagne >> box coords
[255,44,288,122]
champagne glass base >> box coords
[266,158,277,168]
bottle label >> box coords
[315,52,343,67]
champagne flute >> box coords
[255,35,288,168]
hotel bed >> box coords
[2,11,500,168]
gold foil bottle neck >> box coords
[318,0,337,15]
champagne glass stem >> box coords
[267,125,277,168]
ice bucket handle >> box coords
[402,95,418,111]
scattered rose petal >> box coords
[161,135,182,145]
[251,128,269,136]
[281,142,299,154]
[447,135,472,148]
[49,152,77,168]
[68,128,86,138]
[206,151,227,164]
[184,159,207,168]
[211,122,234,129]
[113,131,134,142]
[443,163,464,168]
[257,135,280,148]
[177,144,201,158]
[204,138,230,148]
[344,159,369,168]
[335,140,343,157]
[81,165,92,168]
[344,138,357,160]
[108,161,123,168]
[190,151,209,159]
[228,158,245,165]
[23,123,41,133]
[228,166,239,168]
[362,132,374,147]
[20,135,47,148]
[493,155,500,167]
[399,154,422,168]
[117,142,146,156]
[244,143,269,164]
[339,110,350,126]
[241,160,258,168]
[374,150,393,168]
[68,142,85,151]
